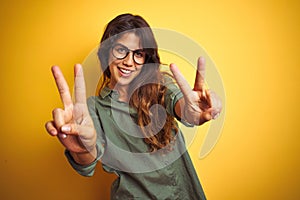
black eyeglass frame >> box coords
[111,43,147,65]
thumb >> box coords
[200,109,213,124]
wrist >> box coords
[70,146,97,166]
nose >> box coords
[122,52,134,67]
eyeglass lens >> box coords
[112,43,146,65]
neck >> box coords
[108,83,129,102]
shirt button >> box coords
[171,177,176,186]
[111,92,119,99]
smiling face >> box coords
[108,32,144,91]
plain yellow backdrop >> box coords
[0,0,299,199]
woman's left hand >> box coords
[170,56,222,125]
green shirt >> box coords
[65,80,206,200]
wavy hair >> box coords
[97,13,178,152]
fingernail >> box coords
[50,130,57,135]
[61,125,71,132]
[61,134,67,139]
[202,89,206,97]
[212,112,220,119]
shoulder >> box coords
[87,96,107,112]
[87,96,99,106]
[160,73,181,95]
[161,72,175,84]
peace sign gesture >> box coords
[45,64,97,164]
[171,57,222,125]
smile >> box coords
[118,67,132,75]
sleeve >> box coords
[64,145,101,177]
[164,75,194,127]
[64,96,106,177]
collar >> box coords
[100,86,120,100]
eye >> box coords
[116,46,127,54]
[134,50,145,58]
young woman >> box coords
[45,13,222,199]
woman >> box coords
[45,13,222,199]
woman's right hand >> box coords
[45,64,97,164]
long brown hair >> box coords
[97,14,178,152]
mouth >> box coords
[117,67,133,76]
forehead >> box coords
[115,32,142,50]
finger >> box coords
[216,97,222,113]
[57,122,79,140]
[52,108,67,129]
[170,63,193,98]
[61,123,94,136]
[209,90,222,112]
[210,107,221,119]
[74,64,87,104]
[212,110,220,119]
[194,57,206,92]
[61,123,79,135]
[45,121,58,136]
[58,133,68,139]
[203,89,212,108]
[199,109,212,124]
[51,66,73,110]
[207,90,222,119]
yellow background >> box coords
[0,0,299,199]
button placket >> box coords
[111,91,119,100]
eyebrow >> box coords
[115,43,143,51]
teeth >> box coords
[119,68,131,74]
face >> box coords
[108,32,144,91]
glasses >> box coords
[111,43,146,65]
